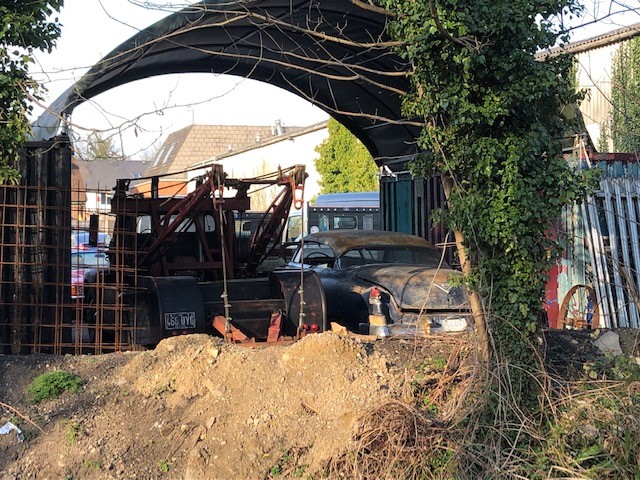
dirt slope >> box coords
[0,333,450,480]
[2,329,632,480]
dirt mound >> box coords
[0,333,405,479]
[1,329,634,479]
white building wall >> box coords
[187,126,328,210]
[84,191,112,214]
[576,45,619,151]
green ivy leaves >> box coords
[380,0,592,370]
[0,1,63,184]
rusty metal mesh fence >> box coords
[0,139,143,354]
[0,181,144,354]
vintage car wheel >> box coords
[558,285,599,330]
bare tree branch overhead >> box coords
[30,0,640,159]
[32,0,420,163]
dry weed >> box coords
[323,336,476,479]
[324,400,452,479]
[324,331,640,479]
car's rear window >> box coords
[338,246,443,269]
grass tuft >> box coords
[27,370,84,404]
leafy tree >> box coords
[76,131,124,161]
[314,118,378,193]
[611,37,640,153]
[379,0,595,395]
[0,1,63,184]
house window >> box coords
[161,143,176,165]
[152,147,166,167]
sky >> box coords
[31,0,640,159]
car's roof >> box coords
[303,230,435,256]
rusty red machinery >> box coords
[82,164,326,348]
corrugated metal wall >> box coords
[381,170,454,265]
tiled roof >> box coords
[143,124,306,178]
[75,159,147,191]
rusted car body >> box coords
[286,230,471,336]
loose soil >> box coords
[0,329,638,479]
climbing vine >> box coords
[379,0,597,394]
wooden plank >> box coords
[584,199,613,327]
[602,180,629,327]
[614,179,639,327]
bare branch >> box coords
[428,0,486,51]
[0,401,45,434]
[348,0,397,17]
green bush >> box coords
[27,370,84,404]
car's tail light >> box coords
[368,287,388,336]
[310,323,319,332]
[302,323,310,331]
[369,287,383,316]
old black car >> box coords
[287,230,471,336]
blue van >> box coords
[285,192,381,242]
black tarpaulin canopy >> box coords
[32,0,422,163]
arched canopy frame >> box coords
[33,0,423,164]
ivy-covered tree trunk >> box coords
[441,175,489,362]
[380,0,594,400]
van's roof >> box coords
[312,192,379,208]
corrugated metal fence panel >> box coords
[589,176,640,328]
[584,197,615,327]
[0,137,71,353]
[554,156,640,329]
[602,181,629,326]
[613,180,639,327]
[381,174,414,234]
[381,172,455,266]
[624,178,640,328]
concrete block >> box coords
[593,330,623,356]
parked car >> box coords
[71,230,112,250]
[71,248,110,299]
[285,230,471,336]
